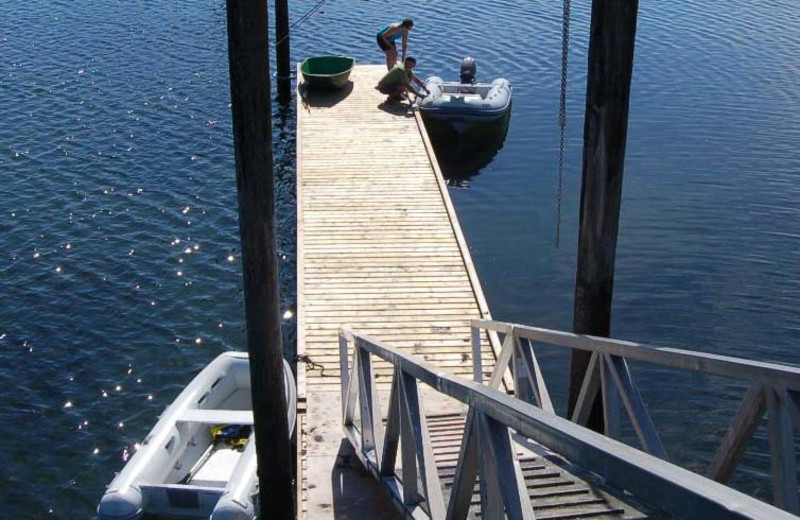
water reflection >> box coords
[422,111,510,187]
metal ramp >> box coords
[427,414,644,520]
[338,324,800,520]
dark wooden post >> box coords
[275,0,291,101]
[568,0,640,432]
[225,1,294,518]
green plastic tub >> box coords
[300,56,355,89]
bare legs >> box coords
[384,46,398,70]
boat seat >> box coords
[177,409,254,425]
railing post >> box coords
[476,411,535,520]
[343,345,359,427]
[339,331,350,409]
[600,354,622,439]
[472,325,483,383]
[358,340,383,465]
[398,369,446,516]
[446,407,479,520]
[380,369,401,477]
[511,331,521,398]
[767,387,799,513]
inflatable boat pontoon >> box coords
[98,352,296,520]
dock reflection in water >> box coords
[422,111,511,187]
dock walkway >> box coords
[293,65,798,520]
[296,65,498,517]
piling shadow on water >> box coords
[299,81,354,108]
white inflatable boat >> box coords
[98,352,296,520]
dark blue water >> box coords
[1,0,798,517]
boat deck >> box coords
[295,64,500,517]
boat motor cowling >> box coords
[460,57,477,84]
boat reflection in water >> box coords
[422,110,510,187]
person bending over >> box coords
[377,18,413,70]
[376,56,429,103]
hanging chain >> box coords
[556,0,572,248]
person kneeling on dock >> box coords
[376,56,429,104]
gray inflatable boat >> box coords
[418,76,512,125]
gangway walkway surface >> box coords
[295,65,500,518]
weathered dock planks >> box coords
[296,65,499,517]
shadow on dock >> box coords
[330,440,401,519]
[377,101,416,118]
[300,81,354,108]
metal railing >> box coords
[339,326,795,519]
[471,319,800,514]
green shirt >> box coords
[378,65,411,88]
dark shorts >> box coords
[377,83,403,95]
[376,32,396,52]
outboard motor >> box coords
[459,57,477,84]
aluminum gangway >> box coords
[337,320,800,519]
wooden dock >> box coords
[295,65,500,517]
[293,65,798,520]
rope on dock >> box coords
[292,354,326,377]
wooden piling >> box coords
[275,0,291,101]
[224,1,294,518]
[569,0,640,431]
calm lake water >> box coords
[1,0,798,517]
